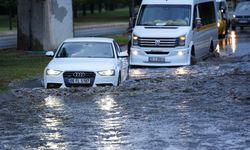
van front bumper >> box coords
[129,47,191,67]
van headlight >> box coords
[178,35,186,46]
[133,34,139,46]
[98,69,115,76]
[46,69,62,76]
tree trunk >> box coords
[73,4,77,18]
[17,0,73,51]
[8,8,13,30]
[90,3,94,14]
[98,2,102,13]
[82,4,86,16]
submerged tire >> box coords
[117,73,121,86]
[191,55,197,65]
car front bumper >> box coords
[44,72,119,88]
[129,47,191,67]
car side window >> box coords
[113,41,121,56]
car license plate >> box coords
[149,57,165,63]
[68,78,91,84]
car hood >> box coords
[46,58,117,71]
[133,26,191,38]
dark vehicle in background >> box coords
[232,1,250,30]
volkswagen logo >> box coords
[73,72,85,77]
[155,40,161,46]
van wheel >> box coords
[209,41,215,53]
[191,55,197,65]
[117,73,121,86]
[190,48,196,65]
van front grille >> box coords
[139,38,178,48]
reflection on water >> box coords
[177,100,193,138]
[130,69,146,78]
[97,96,118,111]
[217,31,237,55]
[230,31,237,53]
[174,67,190,75]
[96,95,127,149]
[38,96,65,149]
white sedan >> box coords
[44,38,129,89]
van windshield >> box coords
[137,5,191,26]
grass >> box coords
[0,15,17,32]
[0,49,51,91]
[109,33,129,46]
[74,8,129,26]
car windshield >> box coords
[236,2,250,14]
[137,5,191,26]
[56,42,114,58]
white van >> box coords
[130,0,218,66]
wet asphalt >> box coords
[0,28,250,150]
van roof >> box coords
[141,0,215,5]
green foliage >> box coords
[0,0,16,8]
[0,50,50,91]
[0,16,16,31]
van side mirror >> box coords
[45,51,54,57]
[196,17,202,29]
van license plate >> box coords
[68,78,91,84]
[149,57,165,63]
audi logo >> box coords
[73,72,86,77]
[155,40,161,46]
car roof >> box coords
[64,37,114,43]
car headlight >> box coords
[98,69,115,76]
[133,34,139,46]
[178,35,186,46]
[46,69,62,76]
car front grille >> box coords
[63,71,96,87]
[138,38,178,48]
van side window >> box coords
[198,2,216,26]
[193,5,198,28]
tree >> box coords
[0,0,17,30]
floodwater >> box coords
[0,29,250,150]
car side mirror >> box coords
[196,17,203,29]
[45,51,54,57]
[118,51,128,57]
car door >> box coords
[114,42,128,81]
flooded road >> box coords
[1,29,250,149]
